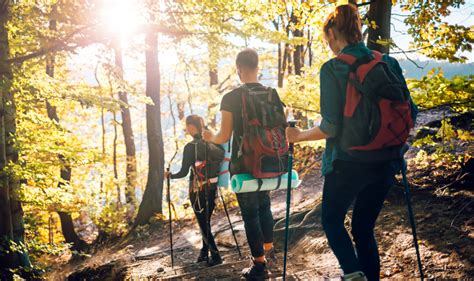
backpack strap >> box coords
[336,51,383,81]
[336,53,357,65]
[238,86,250,158]
[267,86,273,102]
[355,51,383,83]
[336,51,384,117]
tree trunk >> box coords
[280,43,289,87]
[367,0,392,54]
[208,66,218,128]
[112,111,121,205]
[100,108,105,194]
[277,43,283,88]
[56,167,87,251]
[45,14,88,252]
[307,30,313,67]
[287,47,293,75]
[177,102,185,120]
[45,107,88,251]
[134,32,165,226]
[113,44,138,209]
[293,29,304,76]
[291,7,304,76]
[0,0,31,274]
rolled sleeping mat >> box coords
[231,170,301,193]
[217,141,232,188]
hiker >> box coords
[165,115,224,267]
[286,4,417,281]
[203,49,287,280]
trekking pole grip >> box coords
[288,121,297,152]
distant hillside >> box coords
[398,59,474,79]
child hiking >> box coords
[286,4,418,281]
[203,49,288,280]
[166,115,224,267]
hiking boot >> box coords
[343,271,367,281]
[242,259,269,280]
[264,248,277,269]
[197,248,208,263]
[207,253,223,267]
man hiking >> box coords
[166,115,224,266]
[286,4,417,281]
[203,49,287,280]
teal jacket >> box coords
[319,42,418,176]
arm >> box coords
[170,144,194,179]
[286,62,341,143]
[202,110,233,144]
[287,125,328,143]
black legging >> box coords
[321,160,396,281]
[189,183,219,256]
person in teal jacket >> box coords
[286,4,417,281]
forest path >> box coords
[63,165,473,280]
[124,173,328,280]
[120,180,473,280]
[59,108,473,280]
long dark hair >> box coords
[323,4,362,45]
[185,115,205,135]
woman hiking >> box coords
[165,115,223,267]
[286,3,417,281]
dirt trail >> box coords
[57,163,473,280]
[51,107,474,280]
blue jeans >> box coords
[322,160,396,281]
[236,191,274,258]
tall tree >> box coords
[113,43,138,209]
[0,0,31,276]
[45,7,88,252]
[134,31,165,226]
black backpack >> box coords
[192,139,225,181]
[233,85,289,178]
[334,50,415,162]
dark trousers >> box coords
[236,191,274,258]
[321,160,396,281]
[189,183,219,256]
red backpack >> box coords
[232,85,288,179]
[335,50,415,161]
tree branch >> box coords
[7,24,95,64]
[7,24,214,65]
[392,43,427,69]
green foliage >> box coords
[401,0,474,62]
[413,118,471,172]
[93,202,129,237]
[408,69,473,112]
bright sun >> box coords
[101,0,141,39]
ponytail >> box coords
[323,4,362,45]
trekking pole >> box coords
[283,121,297,281]
[204,140,211,262]
[401,159,424,280]
[166,167,174,268]
[218,188,242,258]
